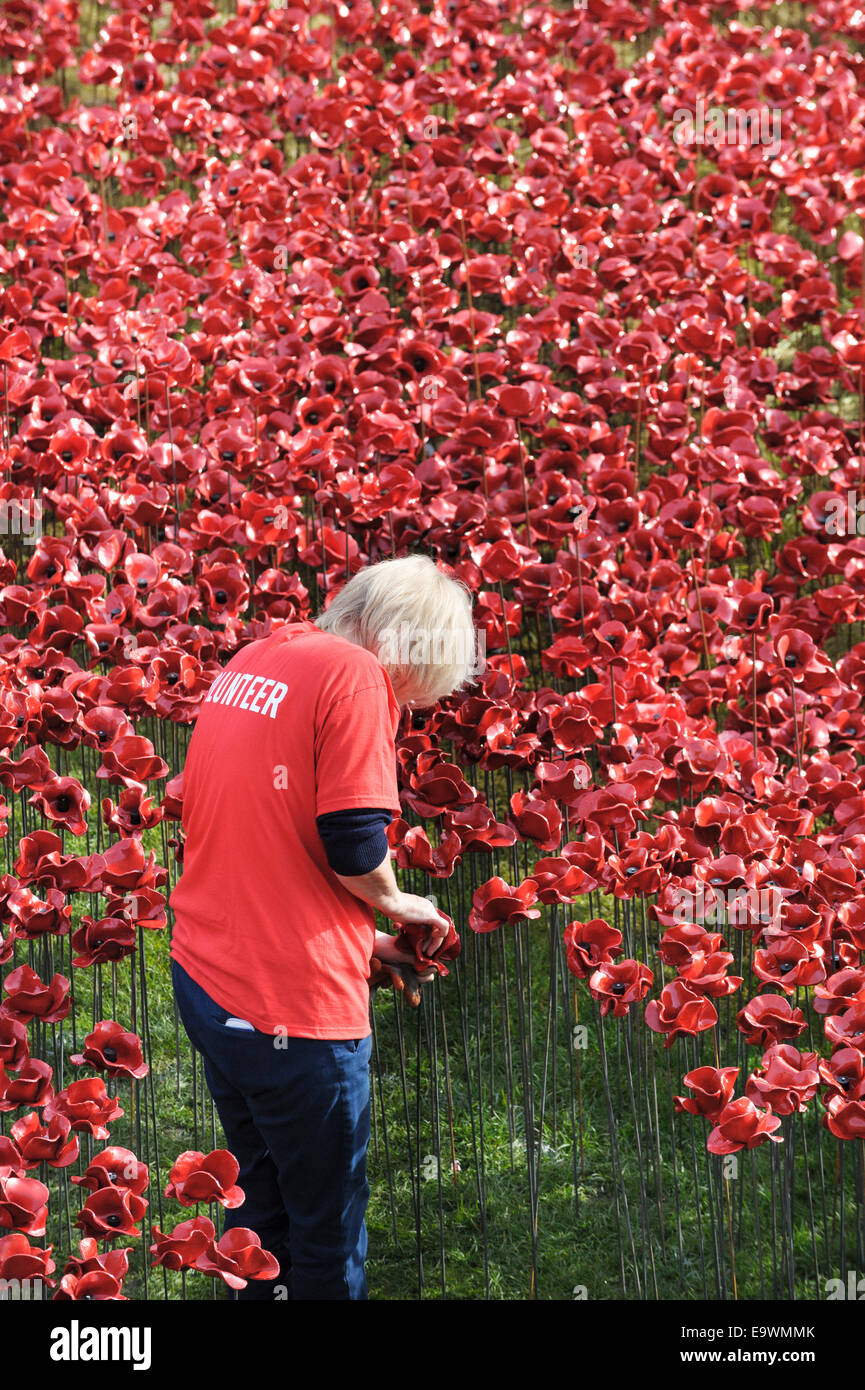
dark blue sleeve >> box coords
[316,807,392,876]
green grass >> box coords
[5,681,858,1301]
[18,860,857,1302]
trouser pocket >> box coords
[171,958,231,1046]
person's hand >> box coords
[388,892,452,958]
[372,929,436,977]
[369,954,434,1007]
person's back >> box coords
[168,556,472,1299]
[170,619,402,1039]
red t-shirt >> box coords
[169,621,402,1039]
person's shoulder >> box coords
[315,630,388,694]
[271,622,382,690]
[306,630,400,733]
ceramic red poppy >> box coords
[675,1066,740,1121]
[644,980,719,1048]
[165,1149,245,1209]
[43,1079,124,1140]
[70,1021,149,1079]
[706,1098,784,1155]
[0,1232,56,1287]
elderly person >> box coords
[169,555,476,1301]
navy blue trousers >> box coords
[171,958,372,1300]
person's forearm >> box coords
[333,852,451,954]
[372,928,402,960]
[333,851,405,919]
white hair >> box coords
[315,554,478,703]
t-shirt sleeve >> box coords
[314,681,402,817]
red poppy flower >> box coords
[74,1187,148,1240]
[85,837,167,893]
[529,856,595,904]
[27,775,90,836]
[70,1021,149,1079]
[0,1015,29,1070]
[737,994,808,1048]
[823,1089,865,1141]
[0,1173,50,1236]
[13,831,67,883]
[644,981,719,1047]
[0,1129,22,1168]
[564,919,623,979]
[706,1099,783,1155]
[52,1269,127,1301]
[150,1216,215,1271]
[165,1150,245,1208]
[44,1079,123,1140]
[102,787,164,836]
[819,1047,865,1100]
[96,734,169,791]
[678,951,743,999]
[70,915,137,967]
[607,839,666,897]
[387,819,462,876]
[658,925,727,968]
[393,914,461,978]
[62,1237,133,1284]
[825,1003,865,1051]
[159,772,184,820]
[10,1111,78,1169]
[745,1045,820,1115]
[0,1233,55,1288]
[0,1057,53,1111]
[533,759,592,806]
[589,959,653,1018]
[0,964,71,1024]
[71,1147,149,1196]
[468,877,541,932]
[403,753,478,818]
[753,936,826,994]
[191,1227,280,1289]
[675,1066,740,1120]
[658,497,711,547]
[814,967,865,1017]
[6,885,72,940]
[508,790,562,851]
